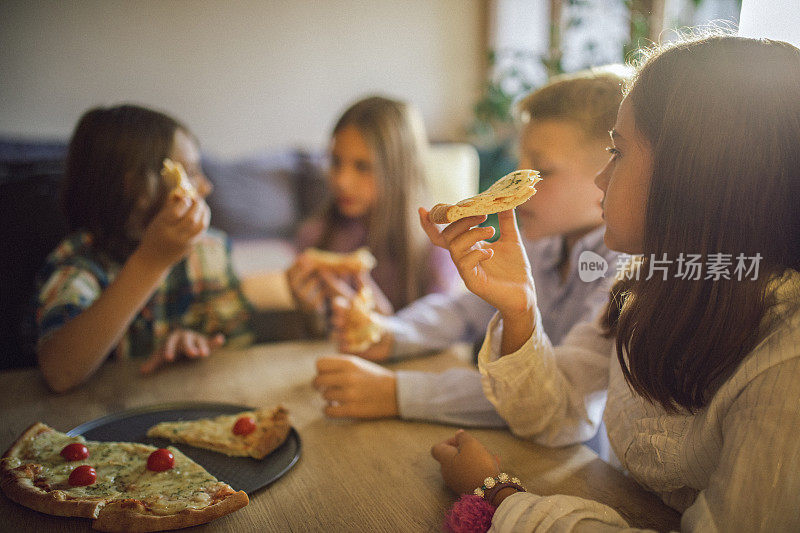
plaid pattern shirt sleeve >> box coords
[149,229,254,355]
[36,232,112,348]
[36,229,253,360]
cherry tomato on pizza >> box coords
[68,465,96,486]
[147,448,175,472]
[232,416,256,436]
[60,442,89,461]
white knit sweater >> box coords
[479,272,800,532]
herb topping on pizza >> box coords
[147,406,290,460]
[1,422,248,532]
[428,169,541,224]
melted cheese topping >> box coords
[148,413,256,456]
[343,286,383,351]
[161,158,197,199]
[5,430,222,515]
[304,247,377,273]
[455,169,541,208]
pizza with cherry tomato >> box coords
[0,422,248,532]
[146,406,290,460]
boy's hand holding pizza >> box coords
[330,296,393,362]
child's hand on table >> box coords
[431,430,501,495]
[313,355,398,418]
[139,330,225,374]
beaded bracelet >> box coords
[473,473,525,505]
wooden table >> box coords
[0,341,681,532]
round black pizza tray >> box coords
[67,402,300,495]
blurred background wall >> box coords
[0,0,484,158]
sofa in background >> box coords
[0,140,478,369]
[1,141,69,370]
[222,143,480,307]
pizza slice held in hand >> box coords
[340,286,384,352]
[160,158,198,200]
[1,423,248,532]
[428,169,541,224]
[302,247,377,275]
[147,406,290,460]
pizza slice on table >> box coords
[1,422,248,532]
[147,406,290,460]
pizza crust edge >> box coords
[146,406,291,460]
[91,487,249,533]
[1,423,250,532]
[1,422,107,519]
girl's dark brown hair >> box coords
[317,96,431,309]
[604,34,800,412]
[63,105,187,262]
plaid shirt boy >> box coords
[36,229,253,360]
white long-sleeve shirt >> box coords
[480,271,800,531]
[393,226,618,428]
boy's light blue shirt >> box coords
[392,225,618,428]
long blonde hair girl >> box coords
[316,96,432,309]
